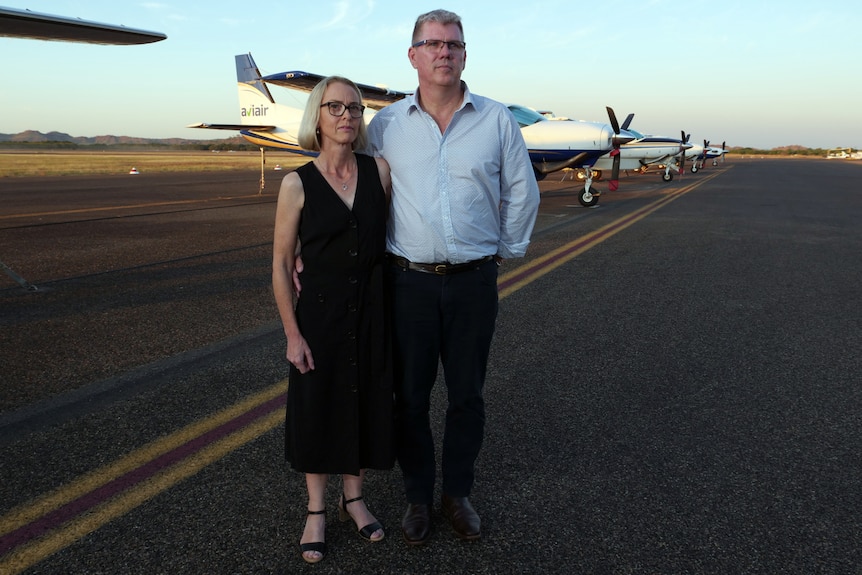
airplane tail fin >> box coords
[235,53,276,125]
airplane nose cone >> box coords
[602,125,635,149]
[615,130,636,146]
[612,132,636,147]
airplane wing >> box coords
[0,6,166,45]
[261,71,409,110]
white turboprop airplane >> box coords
[700,140,728,167]
[189,53,635,206]
[0,6,166,44]
[504,104,634,205]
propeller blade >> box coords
[679,130,691,178]
[609,148,621,191]
[606,106,620,135]
[678,130,686,177]
[606,106,632,191]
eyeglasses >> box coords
[320,101,365,119]
[411,39,466,53]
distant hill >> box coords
[0,130,246,147]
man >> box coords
[366,9,540,546]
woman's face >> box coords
[317,82,362,148]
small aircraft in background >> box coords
[585,129,692,183]
[0,6,166,44]
[682,140,728,172]
[508,105,634,206]
[701,141,728,167]
[189,53,636,206]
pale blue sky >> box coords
[1,0,860,149]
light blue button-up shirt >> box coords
[367,83,540,264]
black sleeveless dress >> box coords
[284,153,394,475]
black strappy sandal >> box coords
[338,494,385,542]
[299,509,326,563]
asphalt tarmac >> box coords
[0,158,860,574]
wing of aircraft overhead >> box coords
[0,6,166,45]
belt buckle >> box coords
[434,264,448,274]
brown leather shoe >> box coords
[401,503,431,546]
[441,494,481,541]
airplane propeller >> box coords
[606,107,633,192]
[677,131,690,177]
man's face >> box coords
[408,21,466,88]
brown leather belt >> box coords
[388,255,493,275]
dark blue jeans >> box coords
[387,259,499,504]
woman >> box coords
[272,76,393,564]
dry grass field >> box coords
[0,150,308,177]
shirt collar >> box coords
[407,81,475,114]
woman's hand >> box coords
[287,335,315,374]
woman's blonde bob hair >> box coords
[297,76,368,152]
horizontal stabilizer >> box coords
[186,123,275,132]
[262,71,409,110]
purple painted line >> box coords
[0,393,286,556]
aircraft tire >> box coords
[690,164,699,173]
[579,188,599,207]
[662,172,673,182]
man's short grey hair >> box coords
[412,9,463,43]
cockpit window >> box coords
[507,105,547,128]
